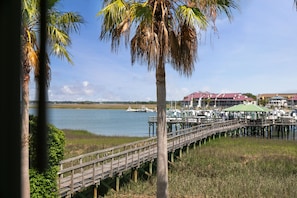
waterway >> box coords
[29,108,156,137]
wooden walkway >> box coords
[57,120,245,197]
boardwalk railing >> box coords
[57,120,245,197]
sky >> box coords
[29,0,297,102]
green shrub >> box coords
[29,115,65,197]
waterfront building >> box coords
[266,96,288,108]
[258,93,297,108]
[181,91,255,109]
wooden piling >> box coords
[132,168,138,183]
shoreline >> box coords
[30,103,158,110]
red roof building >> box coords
[182,91,255,109]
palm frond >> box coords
[98,0,130,51]
[131,22,159,69]
[130,2,152,24]
[178,24,197,76]
[216,0,239,21]
[98,0,127,34]
[176,5,207,29]
[52,11,84,33]
[23,41,51,86]
[170,24,197,77]
[22,0,39,27]
[24,43,39,69]
[47,26,70,46]
[52,43,73,64]
[47,10,83,64]
[48,0,59,9]
[196,0,239,22]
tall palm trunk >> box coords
[156,60,168,198]
[21,63,31,198]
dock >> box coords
[57,117,297,197]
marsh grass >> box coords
[63,129,146,158]
[105,137,297,198]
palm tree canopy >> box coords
[22,0,84,84]
[98,0,239,77]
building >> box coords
[266,96,288,108]
[258,93,297,108]
[181,91,255,109]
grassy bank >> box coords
[62,130,297,197]
[104,137,297,198]
[63,129,146,158]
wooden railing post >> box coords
[132,168,138,183]
[93,184,98,198]
[116,175,120,192]
[170,152,174,163]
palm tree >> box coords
[21,0,83,197]
[98,0,238,197]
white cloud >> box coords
[82,81,89,87]
[61,85,75,94]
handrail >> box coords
[59,137,157,168]
[57,120,246,197]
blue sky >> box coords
[30,0,297,102]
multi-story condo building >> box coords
[181,91,255,109]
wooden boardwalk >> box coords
[57,120,245,197]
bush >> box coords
[29,115,65,197]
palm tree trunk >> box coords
[156,60,168,198]
[21,70,30,198]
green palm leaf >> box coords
[176,5,207,29]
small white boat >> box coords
[126,105,155,112]
[126,106,138,112]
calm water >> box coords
[29,108,156,137]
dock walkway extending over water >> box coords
[57,120,245,197]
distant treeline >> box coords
[30,100,181,105]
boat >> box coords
[126,105,155,112]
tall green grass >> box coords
[105,137,297,198]
[63,129,146,158]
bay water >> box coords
[29,108,156,137]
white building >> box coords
[266,96,287,108]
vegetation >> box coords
[30,101,183,110]
[29,115,65,198]
[21,0,83,197]
[65,134,297,197]
[104,137,297,198]
[243,93,257,100]
[63,129,146,159]
[98,1,239,197]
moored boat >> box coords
[126,105,155,112]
